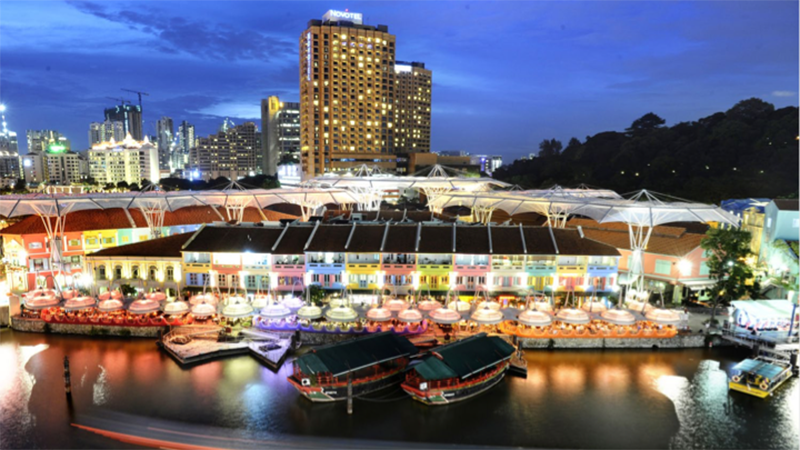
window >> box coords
[217,273,227,287]
[166,266,174,282]
[103,237,115,245]
[246,275,257,289]
[114,266,122,279]
[28,242,42,249]
[794,218,799,228]
[654,260,672,275]
[700,262,710,276]
[98,265,106,280]
[68,239,81,247]
[188,273,199,286]
[132,266,140,279]
[148,266,158,281]
[231,275,240,288]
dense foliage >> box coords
[494,98,799,202]
[700,227,759,320]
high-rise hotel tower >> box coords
[393,61,432,154]
[300,10,397,178]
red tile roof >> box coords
[85,232,194,258]
[565,219,706,257]
[1,206,298,236]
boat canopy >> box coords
[732,359,787,381]
[412,333,515,381]
[324,305,359,322]
[295,332,417,377]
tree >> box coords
[626,113,666,135]
[116,181,129,190]
[700,227,758,324]
[304,284,326,306]
[538,138,562,157]
[726,98,774,123]
[13,178,26,192]
[260,175,281,190]
[118,283,138,298]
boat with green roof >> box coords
[401,333,516,405]
[728,357,793,399]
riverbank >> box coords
[10,316,162,337]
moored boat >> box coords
[728,357,793,399]
[288,332,418,402]
[401,333,515,405]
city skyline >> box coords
[0,1,797,163]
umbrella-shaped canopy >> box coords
[625,300,654,313]
[128,299,161,314]
[471,306,505,325]
[324,305,359,322]
[64,296,97,311]
[259,303,292,321]
[281,296,305,311]
[366,306,393,322]
[555,308,591,325]
[222,299,254,318]
[476,300,502,311]
[189,294,218,305]
[531,301,553,313]
[581,301,608,312]
[25,289,56,299]
[447,301,471,312]
[60,289,80,300]
[397,308,424,323]
[145,292,167,302]
[296,304,323,320]
[517,309,553,327]
[417,299,443,312]
[251,294,269,310]
[600,309,637,326]
[98,298,124,313]
[163,301,189,315]
[98,290,123,301]
[428,307,464,324]
[383,298,409,312]
[191,302,217,318]
[24,292,60,310]
[645,308,682,325]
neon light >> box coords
[47,144,66,153]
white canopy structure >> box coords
[304,164,510,212]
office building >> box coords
[470,154,503,174]
[89,120,125,145]
[89,134,159,185]
[178,121,195,153]
[156,117,174,171]
[261,96,301,175]
[104,104,143,141]
[189,122,260,181]
[300,10,397,178]
[26,130,70,153]
[394,61,432,154]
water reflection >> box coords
[1,329,798,450]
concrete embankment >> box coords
[520,333,729,349]
[10,316,162,338]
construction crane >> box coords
[121,88,149,108]
[106,97,131,105]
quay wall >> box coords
[520,334,729,349]
[10,316,162,338]
[0,305,8,327]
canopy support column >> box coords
[421,187,451,214]
[472,205,495,225]
[626,224,654,302]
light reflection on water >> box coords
[1,329,798,449]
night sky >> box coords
[1,1,797,162]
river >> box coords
[1,329,797,449]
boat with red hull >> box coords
[288,332,418,402]
[402,333,516,405]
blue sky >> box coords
[0,1,797,162]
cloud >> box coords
[68,1,295,62]
[772,90,797,98]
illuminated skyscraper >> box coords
[189,122,260,181]
[393,61,432,154]
[156,116,174,171]
[104,104,143,141]
[300,10,397,178]
[261,96,300,176]
[0,104,20,179]
[26,130,70,153]
[89,120,125,145]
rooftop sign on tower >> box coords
[323,9,363,24]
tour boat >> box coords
[288,332,418,402]
[402,333,516,405]
[728,357,793,399]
